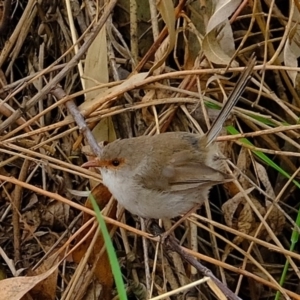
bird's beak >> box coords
[82,159,103,168]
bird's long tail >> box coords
[206,55,256,145]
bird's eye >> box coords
[111,159,120,166]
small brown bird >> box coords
[82,57,256,219]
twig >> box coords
[51,87,103,157]
[12,159,30,264]
[0,0,11,35]
[0,0,117,138]
[165,234,242,300]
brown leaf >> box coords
[150,0,176,73]
[27,256,59,300]
[222,191,286,261]
[0,264,59,300]
[202,0,240,65]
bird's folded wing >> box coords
[164,162,231,192]
[136,150,232,192]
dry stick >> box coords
[0,64,67,94]
[51,87,102,157]
[11,159,31,264]
[1,64,290,141]
[165,234,242,300]
[0,0,36,68]
[32,213,83,271]
[0,0,11,34]
[0,0,117,138]
[134,0,187,73]
[2,172,300,265]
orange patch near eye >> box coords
[108,158,125,168]
[81,158,126,169]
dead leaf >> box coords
[206,0,241,33]
[84,26,109,100]
[283,5,300,86]
[254,161,285,236]
[185,1,207,66]
[41,202,70,228]
[254,161,275,198]
[92,117,117,145]
[222,188,285,261]
[0,263,59,300]
[82,24,117,150]
[150,0,176,73]
[141,89,156,124]
[222,188,254,227]
[284,33,300,87]
[203,0,241,65]
[27,256,59,300]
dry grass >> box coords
[0,1,300,299]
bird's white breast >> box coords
[101,168,206,219]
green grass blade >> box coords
[89,194,128,300]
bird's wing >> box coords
[136,150,232,192]
[164,162,231,192]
